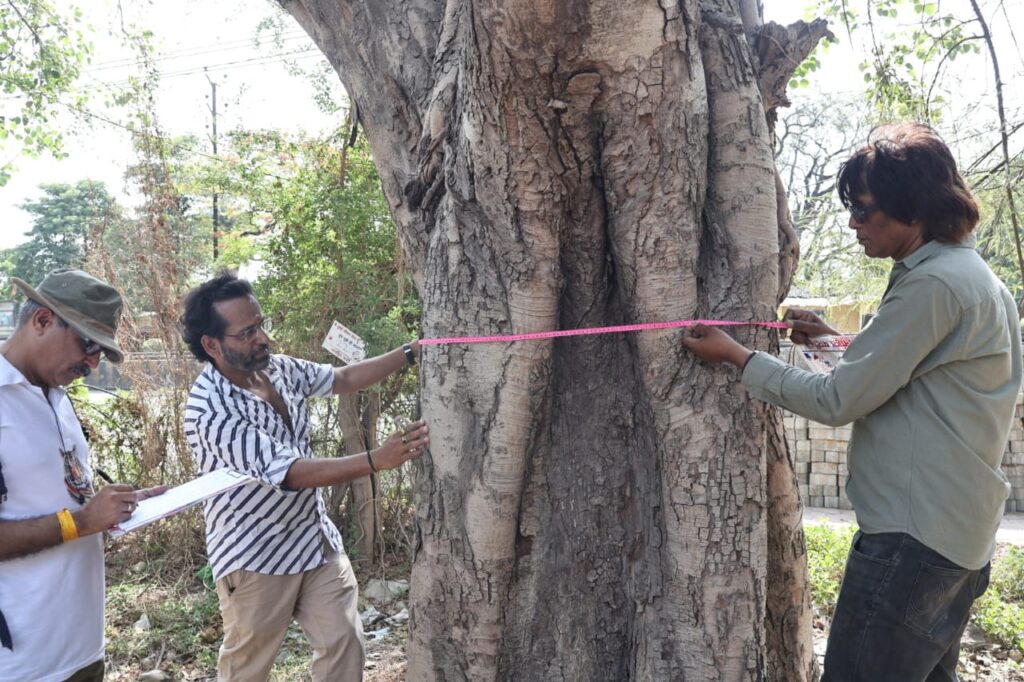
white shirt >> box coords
[0,353,104,682]
[185,355,343,581]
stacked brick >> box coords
[785,391,1024,513]
[1006,393,1024,513]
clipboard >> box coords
[109,468,252,537]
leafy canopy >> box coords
[0,0,92,185]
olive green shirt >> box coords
[743,239,1022,569]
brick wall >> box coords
[785,392,1024,513]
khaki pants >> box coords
[215,550,365,681]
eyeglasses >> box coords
[223,317,273,342]
[848,202,880,224]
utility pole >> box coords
[205,68,219,261]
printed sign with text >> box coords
[322,321,367,365]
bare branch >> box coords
[969,0,1024,312]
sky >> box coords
[0,0,1021,251]
[0,0,339,249]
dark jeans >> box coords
[64,659,104,682]
[823,532,990,682]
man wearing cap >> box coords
[0,268,165,682]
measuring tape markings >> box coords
[419,319,788,346]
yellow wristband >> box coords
[57,508,79,542]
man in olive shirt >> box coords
[682,123,1021,681]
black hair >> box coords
[837,123,979,243]
[180,273,255,363]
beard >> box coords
[222,343,271,372]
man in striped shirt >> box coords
[181,273,429,681]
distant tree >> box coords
[103,133,210,316]
[1,180,124,290]
[0,0,92,184]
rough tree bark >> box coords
[280,0,828,678]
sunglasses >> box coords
[848,202,880,224]
[69,326,115,361]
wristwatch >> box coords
[402,343,416,366]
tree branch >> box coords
[750,19,834,116]
[969,0,1024,313]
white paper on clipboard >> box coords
[109,469,252,537]
[322,321,367,365]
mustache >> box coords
[72,364,91,379]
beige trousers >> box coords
[215,549,365,681]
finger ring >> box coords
[401,436,408,444]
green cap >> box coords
[12,268,125,363]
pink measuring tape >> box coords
[419,319,789,346]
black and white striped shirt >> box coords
[184,355,343,581]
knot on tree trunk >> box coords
[751,19,834,116]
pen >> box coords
[95,468,114,484]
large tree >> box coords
[278,1,828,679]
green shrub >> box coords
[803,523,857,618]
[972,591,1024,653]
[973,545,1024,653]
[196,562,216,591]
[990,546,1024,603]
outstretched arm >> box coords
[682,276,960,427]
[332,340,419,394]
[283,420,429,489]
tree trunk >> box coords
[280,0,827,678]
[361,391,382,562]
[334,392,376,562]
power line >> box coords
[59,100,315,186]
[62,102,222,163]
[83,31,310,73]
[1,48,326,101]
[149,49,323,80]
